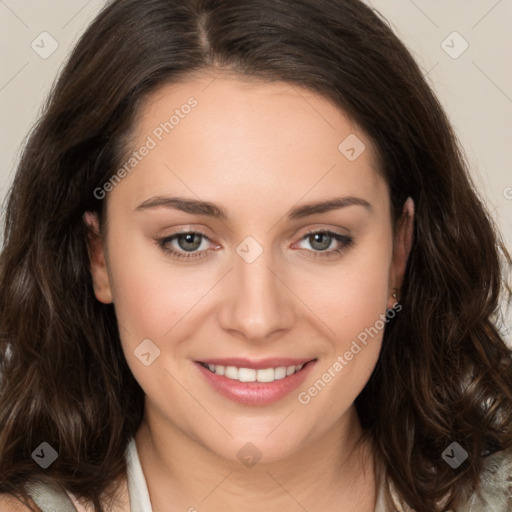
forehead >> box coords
[109,74,387,216]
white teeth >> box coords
[274,367,287,380]
[203,363,306,382]
[238,368,256,382]
[256,368,275,382]
[225,366,238,379]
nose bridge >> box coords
[218,238,294,339]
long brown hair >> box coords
[1,0,511,510]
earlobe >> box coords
[83,211,113,304]
[388,197,415,308]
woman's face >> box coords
[88,74,411,464]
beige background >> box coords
[0,0,511,340]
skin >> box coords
[85,73,414,512]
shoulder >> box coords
[466,446,512,511]
[0,493,38,511]
[385,447,512,512]
[449,447,512,512]
[0,485,86,512]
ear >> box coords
[83,211,113,304]
[387,197,414,308]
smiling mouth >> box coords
[198,360,316,383]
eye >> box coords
[156,229,354,262]
[156,231,216,261]
[293,229,354,258]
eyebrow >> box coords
[135,195,373,220]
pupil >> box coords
[311,233,330,251]
[179,233,201,251]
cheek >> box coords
[106,227,209,339]
[304,236,392,345]
[338,261,390,344]
[105,234,211,400]
[294,239,392,412]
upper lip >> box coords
[197,357,316,369]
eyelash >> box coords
[156,229,354,262]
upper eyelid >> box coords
[160,223,350,238]
[158,229,353,264]
[160,228,350,249]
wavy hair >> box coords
[1,0,511,510]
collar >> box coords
[125,437,154,512]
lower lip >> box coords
[195,361,316,405]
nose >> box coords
[217,245,296,342]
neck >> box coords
[135,404,377,512]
